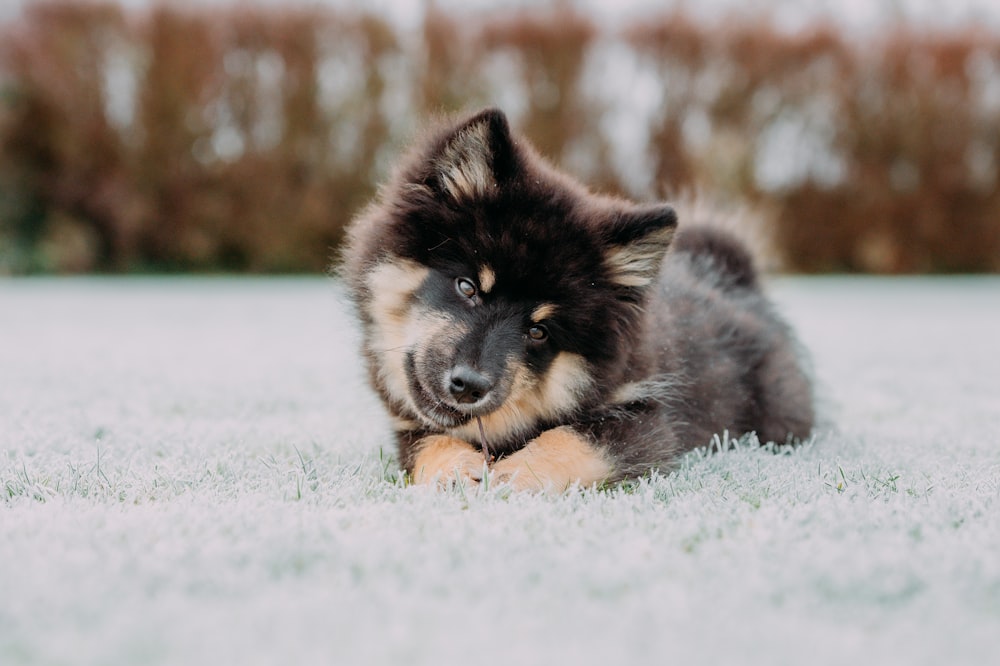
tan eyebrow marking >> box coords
[531,303,557,322]
[478,265,496,293]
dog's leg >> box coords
[410,435,486,486]
[491,426,612,492]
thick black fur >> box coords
[342,108,814,483]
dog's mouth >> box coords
[404,352,503,429]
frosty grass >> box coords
[1,277,998,665]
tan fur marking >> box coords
[479,265,496,293]
[491,426,611,492]
[411,435,485,486]
[449,352,592,444]
[395,311,464,426]
[610,382,643,404]
[437,122,493,201]
[366,261,430,409]
[610,376,679,405]
[367,260,428,319]
[391,416,421,432]
[538,353,592,416]
[531,303,557,322]
[604,226,674,287]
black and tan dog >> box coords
[341,108,814,491]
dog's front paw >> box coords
[490,455,542,492]
[410,435,486,487]
[491,426,612,493]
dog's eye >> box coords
[528,325,548,341]
[455,277,477,299]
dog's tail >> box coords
[668,193,778,290]
[672,225,758,289]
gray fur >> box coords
[340,108,815,484]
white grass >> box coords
[1,276,998,666]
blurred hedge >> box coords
[1,1,998,273]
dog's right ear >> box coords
[601,204,677,288]
[430,108,517,202]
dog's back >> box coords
[598,223,814,479]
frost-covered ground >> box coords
[1,277,998,666]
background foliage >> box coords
[1,1,998,273]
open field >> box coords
[1,277,998,665]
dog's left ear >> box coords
[431,108,517,202]
[602,204,677,288]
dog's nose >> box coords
[448,366,493,404]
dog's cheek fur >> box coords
[537,352,594,416]
[448,351,594,448]
[364,260,427,408]
[409,313,467,401]
[365,260,466,419]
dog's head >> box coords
[346,108,676,445]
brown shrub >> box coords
[0,1,399,272]
[629,17,1000,272]
[1,2,997,273]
